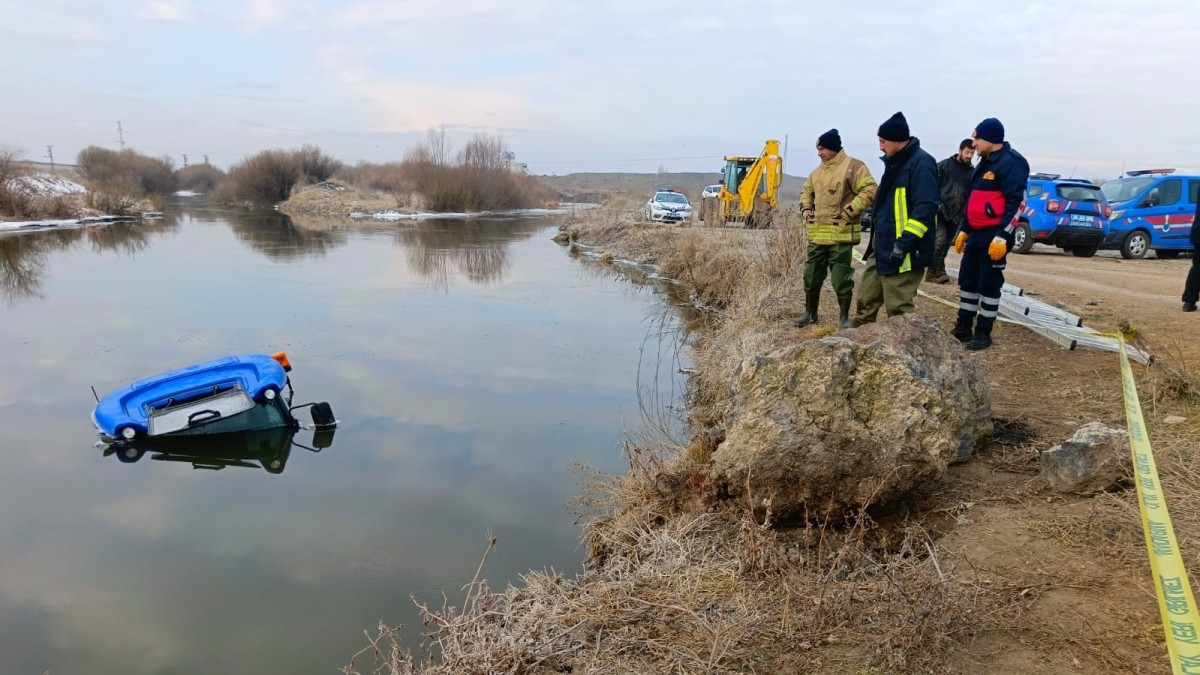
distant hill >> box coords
[537,171,807,204]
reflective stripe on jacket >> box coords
[800,150,878,245]
[866,137,939,276]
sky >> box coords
[1,0,1198,179]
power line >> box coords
[525,153,720,164]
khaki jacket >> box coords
[800,150,878,245]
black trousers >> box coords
[1185,254,1200,304]
[956,241,1006,335]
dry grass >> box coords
[345,201,1200,674]
[348,458,1032,674]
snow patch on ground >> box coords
[7,174,87,196]
[173,190,202,197]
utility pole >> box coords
[783,134,789,175]
[116,121,126,150]
[203,154,210,166]
[45,145,55,173]
[182,153,189,167]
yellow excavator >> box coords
[699,139,783,229]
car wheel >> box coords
[1121,230,1150,259]
[1157,250,1182,259]
[1012,221,1034,254]
[116,445,145,463]
[1071,246,1098,258]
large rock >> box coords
[1040,422,1129,495]
[713,314,992,519]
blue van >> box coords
[1100,169,1199,259]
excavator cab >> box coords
[701,140,782,229]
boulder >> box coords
[1040,422,1129,495]
[712,314,992,519]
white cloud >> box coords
[231,0,314,32]
[0,1,102,39]
[136,0,194,21]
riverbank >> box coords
[350,198,1200,674]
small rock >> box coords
[1085,299,1101,306]
[1040,422,1129,495]
[1164,415,1188,425]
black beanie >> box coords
[877,111,910,142]
[817,128,842,152]
[975,118,1005,144]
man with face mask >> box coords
[928,139,975,284]
[952,118,1030,350]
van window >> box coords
[1056,184,1102,202]
[1026,183,1044,198]
[1145,179,1182,207]
[1189,180,1199,205]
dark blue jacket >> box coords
[866,137,939,276]
[1192,198,1200,247]
[960,142,1030,245]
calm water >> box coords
[0,205,686,674]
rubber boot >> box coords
[794,291,821,327]
[1185,302,1198,313]
[965,333,993,351]
[925,264,951,285]
[951,319,973,343]
[837,294,852,329]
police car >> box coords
[1012,173,1111,257]
[645,189,693,223]
[1100,169,1199,259]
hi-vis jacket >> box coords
[799,150,878,245]
[866,137,939,276]
[960,142,1030,245]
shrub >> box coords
[214,150,302,205]
[76,146,177,196]
[175,164,226,193]
[296,144,342,183]
[0,146,32,217]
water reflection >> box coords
[224,210,349,260]
[0,206,689,675]
[102,425,336,474]
[0,218,179,303]
[393,218,545,289]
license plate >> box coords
[1069,214,1094,223]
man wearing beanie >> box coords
[852,112,938,325]
[951,117,1030,350]
[795,128,878,329]
[928,139,975,284]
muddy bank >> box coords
[349,199,1198,674]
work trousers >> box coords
[803,242,855,298]
[957,241,1006,336]
[853,255,922,325]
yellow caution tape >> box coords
[1119,338,1200,674]
[848,246,1198,669]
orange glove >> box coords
[988,236,1008,261]
[953,232,967,254]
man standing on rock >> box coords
[927,139,975,284]
[853,112,938,325]
[951,118,1030,350]
[796,129,878,329]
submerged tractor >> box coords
[700,139,783,229]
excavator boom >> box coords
[707,139,782,229]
